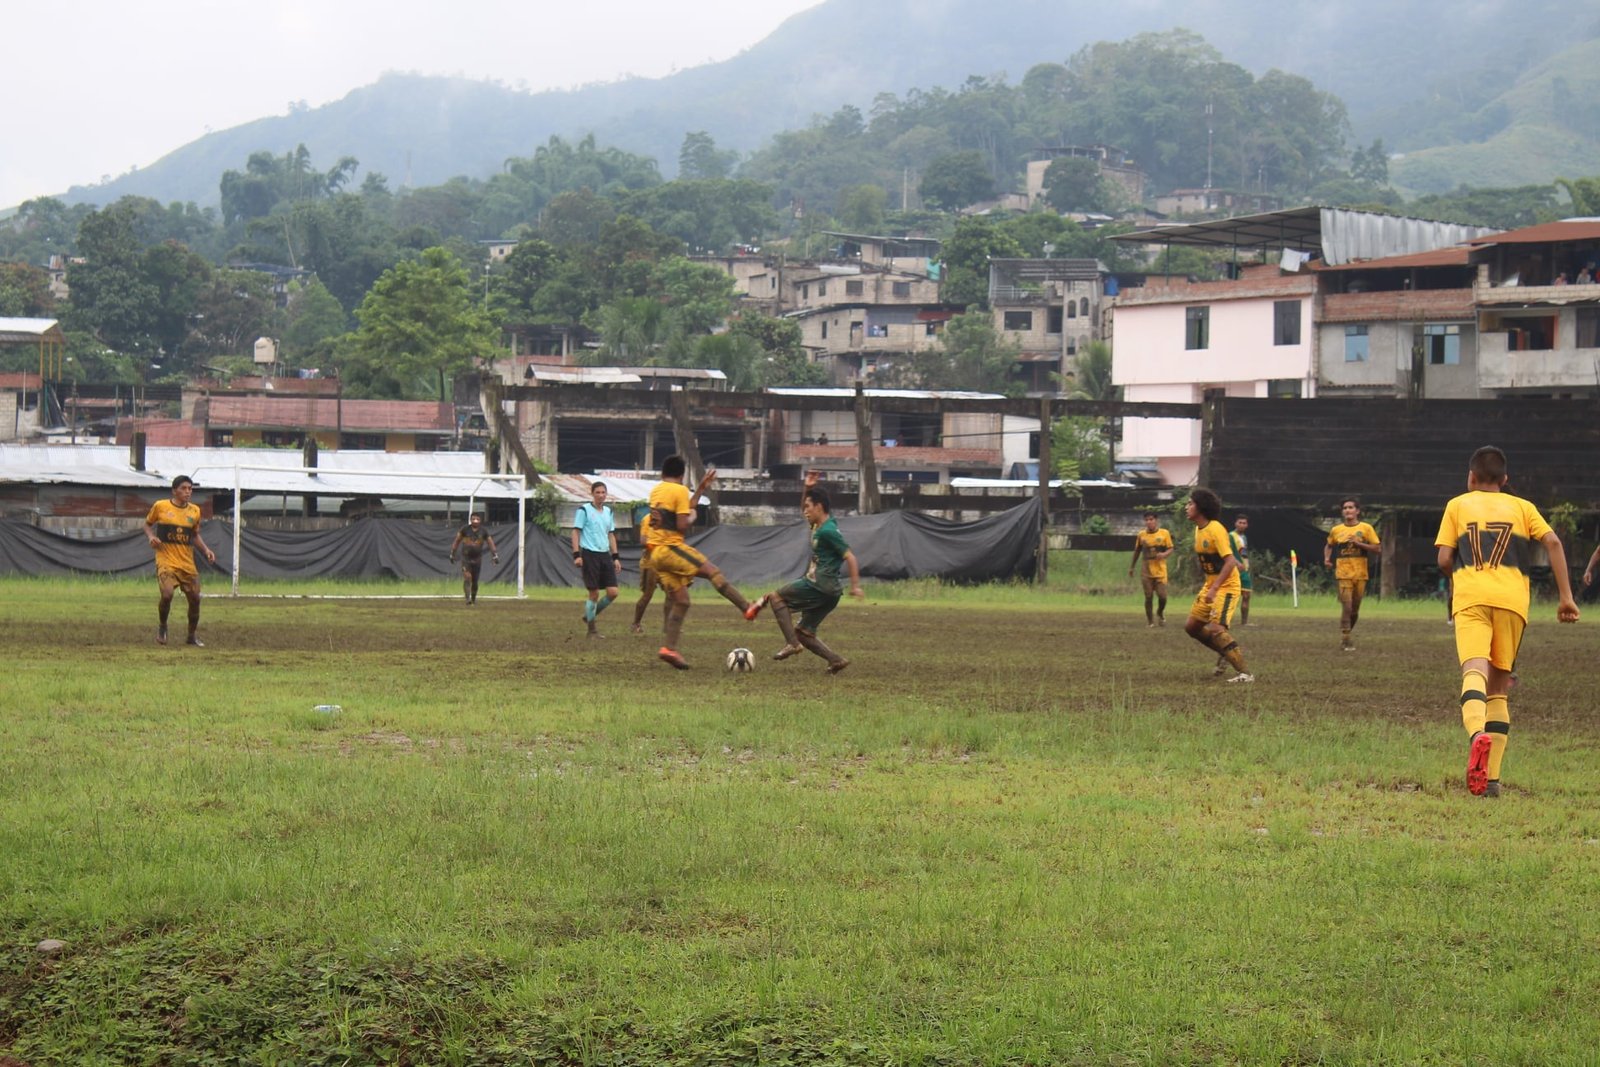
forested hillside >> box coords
[41,0,1600,210]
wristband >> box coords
[611,552,620,561]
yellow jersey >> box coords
[1194,520,1241,594]
[1328,520,1380,581]
[1435,490,1551,621]
[1135,528,1174,581]
[646,481,692,549]
[146,498,203,575]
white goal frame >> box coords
[212,463,530,597]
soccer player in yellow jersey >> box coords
[629,510,670,636]
[646,454,762,669]
[143,474,217,647]
[1324,498,1380,650]
[1127,511,1174,626]
[1437,446,1579,797]
[1183,487,1252,683]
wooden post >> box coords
[669,390,707,489]
[129,431,147,472]
[1379,511,1401,599]
[1198,389,1224,486]
[1036,395,1052,584]
[301,436,319,517]
[854,381,880,514]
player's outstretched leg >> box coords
[700,564,753,616]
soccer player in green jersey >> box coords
[753,470,864,673]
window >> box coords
[892,281,911,297]
[1047,307,1063,333]
[1578,308,1600,349]
[820,320,828,340]
[846,279,864,296]
[817,280,827,297]
[925,321,941,336]
[1186,306,1210,350]
[1004,310,1033,331]
[1067,301,1077,319]
[1274,300,1302,346]
[340,432,385,450]
[1425,324,1460,365]
[261,430,304,448]
[1080,297,1089,317]
[1268,378,1303,399]
[801,283,809,299]
[1344,325,1369,362]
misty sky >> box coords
[1,0,823,209]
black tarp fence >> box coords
[0,499,1043,587]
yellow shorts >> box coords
[1452,604,1525,672]
[649,542,707,593]
[1337,578,1367,603]
[1140,575,1168,597]
[157,565,201,598]
[1189,588,1239,628]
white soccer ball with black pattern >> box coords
[725,647,755,673]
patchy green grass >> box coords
[2,577,1597,1064]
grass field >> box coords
[2,573,1598,1065]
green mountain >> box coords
[1388,36,1600,194]
[50,0,1600,210]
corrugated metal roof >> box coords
[0,317,60,335]
[768,387,1006,400]
[1465,219,1600,245]
[1316,247,1473,271]
[0,444,544,500]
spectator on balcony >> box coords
[817,433,828,446]
[1553,272,1569,286]
[1577,263,1596,285]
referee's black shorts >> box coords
[581,549,618,591]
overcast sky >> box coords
[1,0,824,210]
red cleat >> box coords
[1466,732,1493,796]
[743,594,769,622]
[657,647,690,670]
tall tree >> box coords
[281,276,348,362]
[904,311,1021,395]
[678,131,737,180]
[918,150,994,210]
[346,247,496,399]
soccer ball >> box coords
[726,647,755,673]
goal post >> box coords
[204,463,530,597]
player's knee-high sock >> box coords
[796,629,842,666]
[1485,694,1510,781]
[664,603,688,650]
[709,573,750,612]
[1157,595,1167,620]
[1209,629,1246,672]
[187,600,201,635]
[159,598,172,626]
[1143,594,1154,624]
[1459,669,1489,736]
[771,596,799,647]
[1240,595,1249,625]
[595,593,614,616]
[584,598,597,623]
